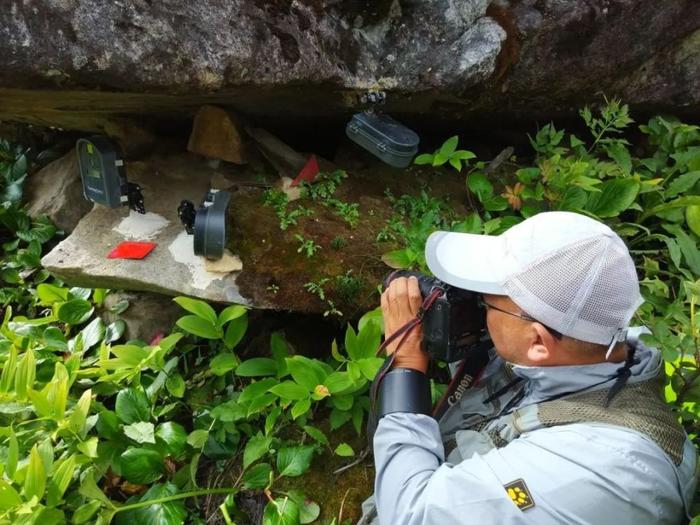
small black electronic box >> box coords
[178,189,231,260]
[76,137,145,213]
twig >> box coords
[333,447,370,475]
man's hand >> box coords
[380,276,429,373]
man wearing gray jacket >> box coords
[366,211,696,524]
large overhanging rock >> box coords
[0,0,698,132]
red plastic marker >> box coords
[291,154,320,187]
[107,241,157,260]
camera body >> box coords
[383,271,485,362]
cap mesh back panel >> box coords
[509,237,603,315]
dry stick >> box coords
[337,487,354,524]
[333,447,370,475]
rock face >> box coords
[25,149,93,232]
[0,0,698,131]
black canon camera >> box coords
[383,271,486,362]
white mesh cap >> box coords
[425,211,644,346]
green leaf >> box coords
[330,407,352,430]
[0,345,17,393]
[355,323,381,360]
[43,326,67,350]
[285,356,328,391]
[73,500,102,524]
[439,136,459,157]
[356,357,384,381]
[176,315,221,339]
[124,421,156,444]
[24,444,46,500]
[263,497,300,525]
[173,296,217,325]
[666,171,700,199]
[467,172,493,199]
[165,373,185,398]
[664,225,700,275]
[334,443,355,457]
[242,463,272,489]
[210,353,239,376]
[244,434,273,468]
[14,348,35,400]
[269,381,309,401]
[115,387,150,424]
[381,249,413,270]
[186,429,209,450]
[413,153,433,165]
[223,314,248,349]
[218,304,247,327]
[57,299,94,325]
[0,480,21,511]
[36,283,69,305]
[80,317,105,350]
[120,448,164,484]
[77,437,99,458]
[104,320,126,343]
[276,446,315,477]
[47,455,76,506]
[155,422,187,460]
[585,178,639,218]
[236,358,277,377]
[210,399,246,423]
[239,378,278,404]
[114,482,186,525]
[302,425,329,445]
[324,372,355,394]
[69,389,92,436]
[643,195,700,219]
[6,433,18,480]
[291,398,311,419]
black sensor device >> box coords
[76,137,145,213]
[178,190,231,260]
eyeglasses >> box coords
[478,297,563,339]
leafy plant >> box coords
[294,234,321,258]
[414,135,476,172]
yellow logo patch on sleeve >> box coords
[504,479,535,511]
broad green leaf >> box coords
[244,434,273,468]
[344,325,360,361]
[413,153,433,165]
[291,398,311,419]
[173,296,217,325]
[439,136,459,157]
[239,378,278,404]
[14,349,36,400]
[355,323,381,360]
[69,389,92,436]
[80,317,105,351]
[155,422,187,460]
[302,425,328,445]
[269,381,309,401]
[46,455,76,506]
[6,433,18,480]
[585,178,639,218]
[56,299,94,325]
[0,480,21,511]
[24,444,46,500]
[108,344,149,368]
[210,353,239,376]
[0,344,17,392]
[666,171,700,199]
[276,446,315,477]
[356,357,384,381]
[210,399,246,423]
[77,437,99,458]
[324,372,355,394]
[643,195,700,219]
[73,500,102,524]
[120,448,164,484]
[265,406,282,436]
[115,387,150,424]
[69,287,92,301]
[217,304,247,327]
[186,429,209,450]
[236,358,277,377]
[175,315,220,339]
[263,497,300,525]
[43,326,67,351]
[330,407,352,430]
[113,482,186,525]
[242,463,272,489]
[285,356,328,391]
[223,315,248,349]
[36,283,69,305]
[664,225,700,275]
[78,469,113,506]
[467,172,493,199]
[124,421,156,444]
[104,320,126,343]
[165,373,185,398]
[334,443,355,457]
[381,249,412,270]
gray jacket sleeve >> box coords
[373,413,689,525]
